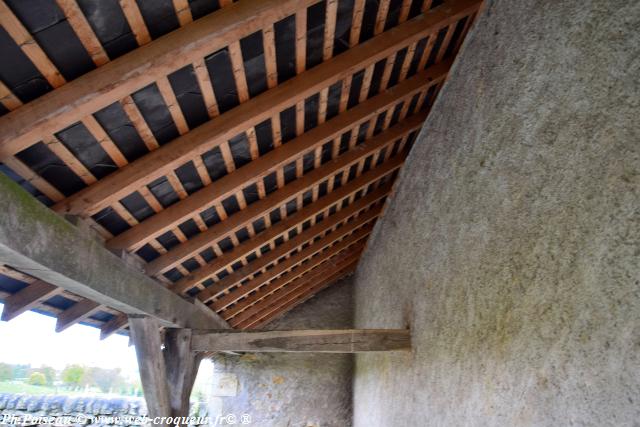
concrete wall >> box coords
[211,276,353,427]
[352,0,640,426]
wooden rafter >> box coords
[50,1,478,216]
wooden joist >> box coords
[227,248,362,326]
[0,279,61,321]
[100,313,129,340]
[56,299,101,332]
[209,220,374,310]
[203,203,380,306]
[105,64,447,254]
[0,0,328,159]
[190,329,411,353]
[50,0,479,216]
[145,116,419,279]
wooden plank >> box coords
[0,1,66,88]
[56,299,101,332]
[100,313,129,339]
[193,59,220,118]
[139,115,421,274]
[0,0,329,157]
[102,67,442,253]
[209,221,373,310]
[0,173,230,329]
[227,41,250,102]
[119,0,152,45]
[227,248,361,324]
[199,200,382,304]
[2,157,65,202]
[172,0,193,26]
[157,77,189,135]
[374,0,391,35]
[83,116,128,167]
[55,0,109,66]
[191,329,411,352]
[349,0,366,47]
[0,280,61,321]
[323,0,338,61]
[0,81,22,111]
[52,2,475,216]
[295,8,307,74]
[129,316,171,418]
[262,26,278,89]
[170,175,393,295]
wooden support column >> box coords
[129,316,202,422]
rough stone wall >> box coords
[352,0,640,426]
[211,276,353,427]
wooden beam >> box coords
[56,299,101,332]
[170,171,394,295]
[144,115,420,276]
[106,66,443,253]
[209,221,373,310]
[100,313,129,339]
[191,329,411,352]
[227,249,361,325]
[50,0,479,216]
[0,173,229,329]
[202,204,380,305]
[129,316,171,418]
[164,328,202,417]
[0,0,327,158]
[246,263,356,328]
[55,0,110,66]
[0,280,61,321]
[0,1,66,88]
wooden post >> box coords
[129,317,203,424]
[129,316,172,420]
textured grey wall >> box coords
[212,276,354,427]
[352,0,640,426]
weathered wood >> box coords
[0,280,61,321]
[0,173,229,329]
[129,316,171,418]
[50,1,479,216]
[0,0,328,159]
[105,66,446,253]
[100,313,129,340]
[164,328,202,418]
[56,299,101,332]
[132,115,422,278]
[191,329,411,353]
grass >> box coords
[0,381,57,395]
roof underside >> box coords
[0,0,479,335]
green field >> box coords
[0,381,57,395]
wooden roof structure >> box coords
[0,0,480,336]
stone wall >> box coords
[210,276,354,427]
[352,0,640,425]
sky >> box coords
[0,303,139,379]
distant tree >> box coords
[61,365,85,389]
[11,364,30,379]
[0,363,12,381]
[86,367,123,393]
[40,366,56,386]
[28,372,47,386]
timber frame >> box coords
[0,0,481,336]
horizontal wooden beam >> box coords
[0,173,229,330]
[0,0,321,158]
[1,279,61,321]
[52,0,479,216]
[104,65,447,254]
[190,329,411,353]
